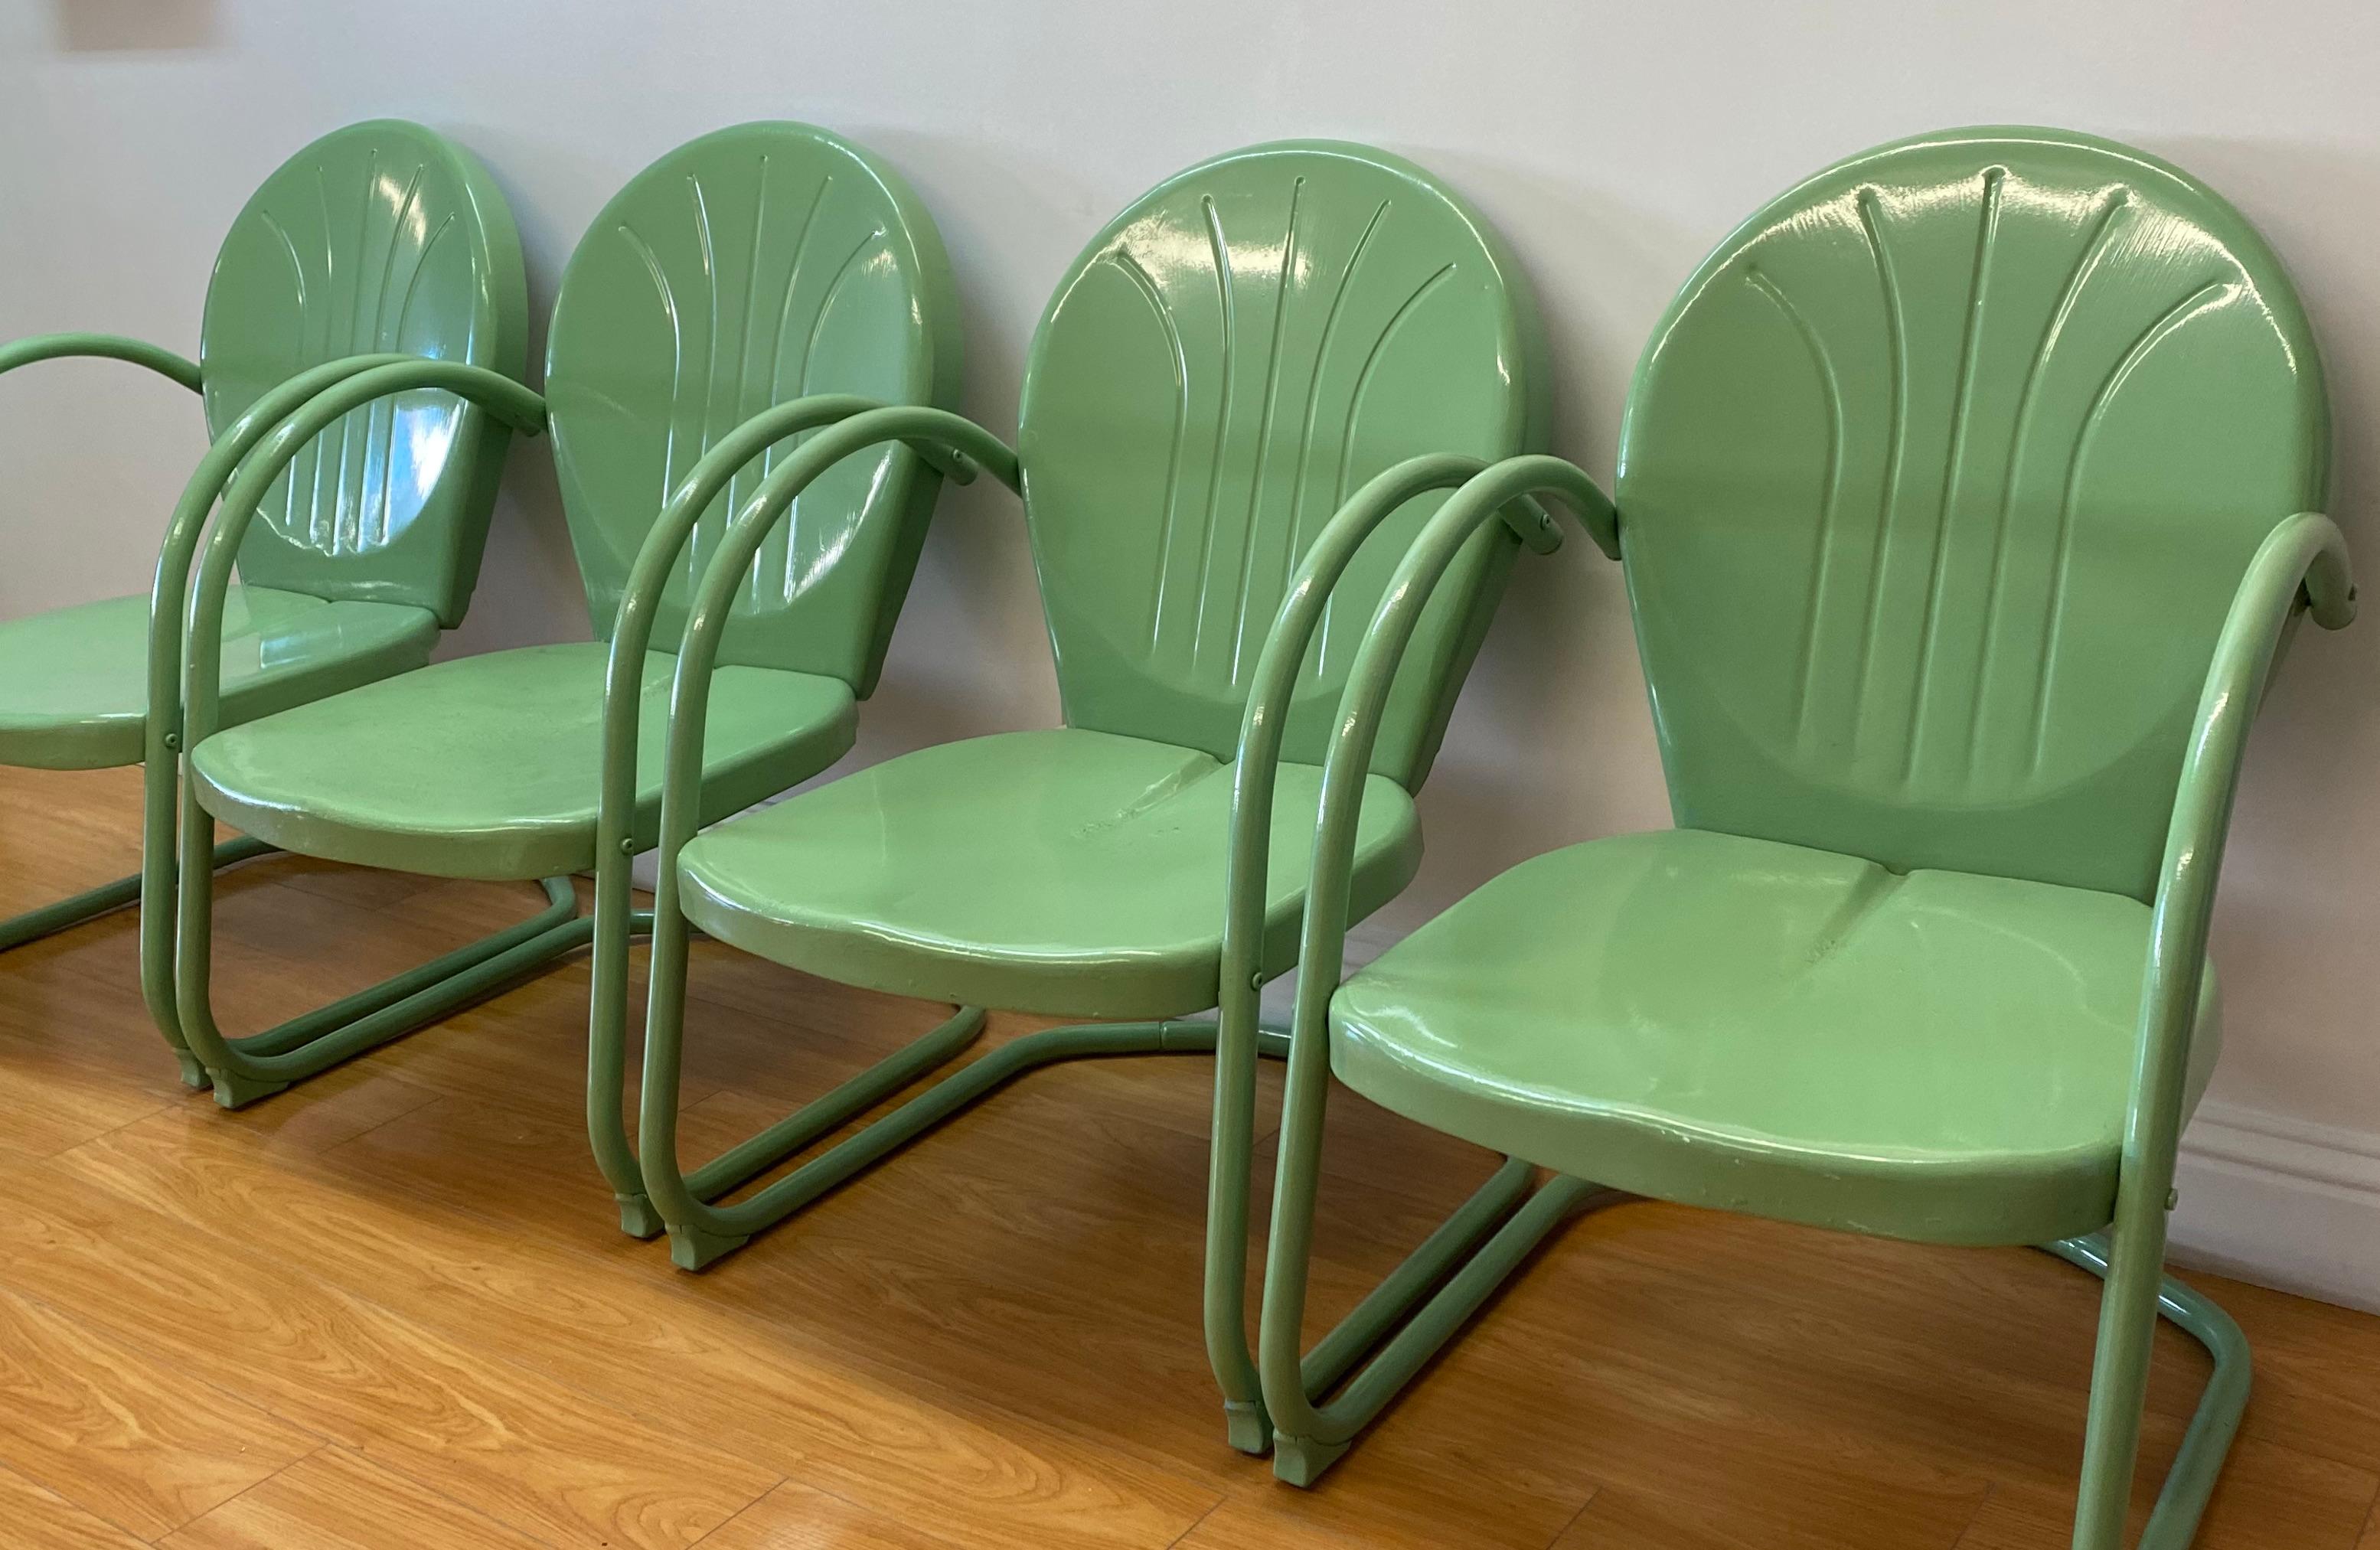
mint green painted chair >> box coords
[0,120,525,1088]
[1234,126,2354,1548]
[607,143,1595,1453]
[166,123,963,1143]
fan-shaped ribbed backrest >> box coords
[1017,142,1546,787]
[201,119,527,626]
[1617,127,2327,899]
[543,122,959,692]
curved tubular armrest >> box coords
[611,404,1017,1195]
[1218,452,1609,1015]
[177,359,546,744]
[583,397,1007,1199]
[135,351,449,1042]
[1203,454,1603,1389]
[594,397,1016,870]
[643,404,1019,853]
[2124,512,2354,1192]
[0,331,203,392]
[1235,452,1610,1434]
[593,394,1000,845]
[1203,450,1501,1402]
[581,392,901,1194]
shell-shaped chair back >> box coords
[1617,127,2327,898]
[543,122,960,692]
[1017,142,1547,787]
[201,119,527,626]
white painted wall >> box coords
[4,0,2376,1302]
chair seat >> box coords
[675,727,1422,1020]
[1330,827,2220,1245]
[0,586,439,771]
[188,641,855,880]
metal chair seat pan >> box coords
[675,726,1421,1020]
[1330,826,2220,1247]
[188,641,854,880]
[0,585,437,771]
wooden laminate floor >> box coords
[2,764,2378,1548]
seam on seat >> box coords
[1806,863,1908,967]
[1072,749,1224,837]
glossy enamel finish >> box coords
[1616,127,2328,899]
[155,128,960,1125]
[201,120,528,627]
[545,122,960,692]
[1240,129,2355,1526]
[676,727,1419,1020]
[1331,827,2218,1245]
[1018,142,1546,786]
[188,643,853,880]
[0,588,434,771]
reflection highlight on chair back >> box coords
[0,119,524,980]
[201,117,529,624]
[159,122,961,1127]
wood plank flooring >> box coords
[2,764,2376,1547]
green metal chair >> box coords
[609,142,1588,1451]
[164,122,964,1137]
[0,120,525,1084]
[1234,125,2353,1545]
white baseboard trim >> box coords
[2171,1101,2380,1315]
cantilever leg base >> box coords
[1267,1170,1614,1485]
[1260,1212,2250,1542]
[648,1016,1295,1273]
[188,877,596,1108]
[5,830,276,1092]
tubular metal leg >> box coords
[1261,1139,1615,1486]
[2045,1232,2249,1549]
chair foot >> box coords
[1271,1431,1350,1486]
[616,1193,664,1239]
[175,1052,211,1092]
[207,1068,290,1109]
[1223,1400,1272,1456]
[668,1222,752,1272]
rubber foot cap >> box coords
[617,1194,664,1240]
[1272,1432,1351,1487]
[668,1223,752,1272]
[1223,1400,1272,1456]
[208,1069,290,1109]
